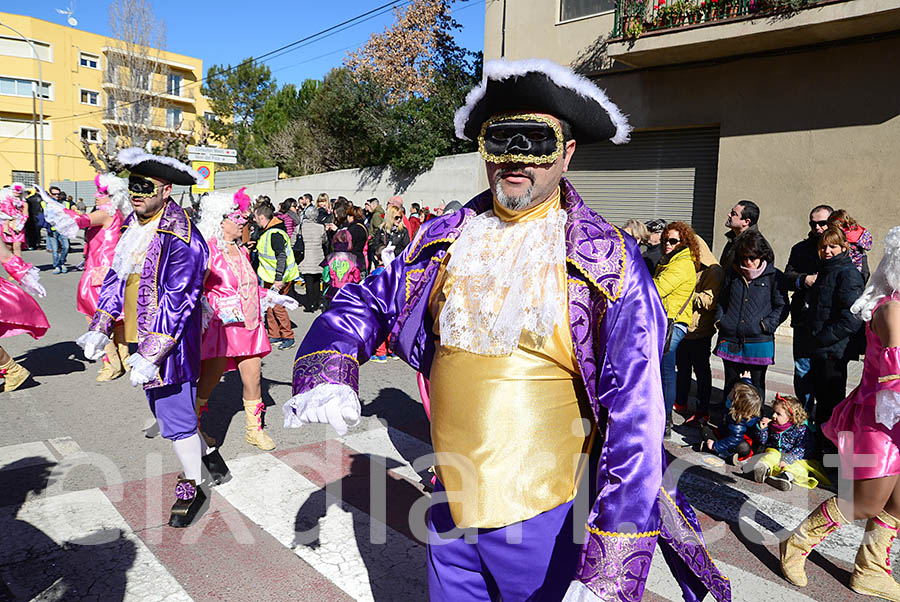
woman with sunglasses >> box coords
[800,226,865,448]
[714,230,788,412]
[372,205,410,260]
[653,221,700,437]
[194,190,297,451]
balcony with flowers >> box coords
[607,0,900,67]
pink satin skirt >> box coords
[824,388,900,480]
[201,320,271,371]
[0,279,49,340]
[1,229,25,244]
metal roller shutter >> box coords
[564,127,720,244]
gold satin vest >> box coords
[428,190,595,529]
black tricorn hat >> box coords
[454,59,631,145]
[117,148,200,186]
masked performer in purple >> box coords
[283,59,731,602]
[76,148,227,528]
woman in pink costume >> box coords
[71,173,130,381]
[196,190,297,450]
[0,184,29,256]
[0,238,48,391]
[781,225,900,601]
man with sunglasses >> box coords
[784,204,835,408]
[281,59,729,602]
[76,148,221,529]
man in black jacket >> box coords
[720,200,768,270]
[783,204,833,409]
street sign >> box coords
[187,145,236,157]
[192,161,215,194]
[188,152,237,164]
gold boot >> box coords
[118,343,131,372]
[195,397,217,449]
[850,510,900,601]
[96,342,125,382]
[1,357,30,392]
[780,496,849,587]
[244,399,275,451]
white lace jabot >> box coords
[439,193,567,356]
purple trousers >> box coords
[146,381,198,441]
[427,481,580,602]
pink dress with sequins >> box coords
[76,209,124,317]
[824,293,900,480]
[201,238,271,370]
[0,256,49,339]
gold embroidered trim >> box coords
[406,236,458,265]
[146,331,176,342]
[659,487,729,581]
[405,269,425,302]
[97,308,116,320]
[879,374,900,383]
[477,113,564,165]
[585,525,660,539]
[293,349,360,367]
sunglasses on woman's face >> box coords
[742,255,759,262]
[665,238,681,245]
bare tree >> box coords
[82,0,195,166]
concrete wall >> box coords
[484,3,900,269]
[216,152,490,208]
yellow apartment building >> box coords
[0,11,214,187]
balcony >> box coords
[101,76,196,105]
[607,0,900,67]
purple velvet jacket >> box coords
[290,179,730,602]
[90,199,208,390]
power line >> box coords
[44,0,412,124]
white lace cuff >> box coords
[19,267,46,298]
[875,389,900,429]
[282,383,361,435]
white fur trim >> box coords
[454,58,632,144]
[117,147,201,183]
[851,225,900,322]
[196,191,235,244]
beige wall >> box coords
[485,4,900,270]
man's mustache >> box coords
[494,167,535,183]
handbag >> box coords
[292,232,305,264]
[663,292,694,354]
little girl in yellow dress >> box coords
[753,395,830,491]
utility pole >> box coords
[32,85,40,186]
[501,0,508,58]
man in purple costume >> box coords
[77,148,228,528]
[283,59,731,601]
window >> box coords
[132,99,150,124]
[106,96,118,120]
[203,111,216,122]
[80,127,100,143]
[11,171,37,187]
[79,52,99,69]
[166,74,182,96]
[0,117,52,140]
[0,37,52,62]
[80,89,99,105]
[134,71,150,90]
[166,107,182,129]
[560,0,615,21]
[0,77,51,99]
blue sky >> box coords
[3,0,486,85]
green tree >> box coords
[201,58,277,166]
[253,80,319,149]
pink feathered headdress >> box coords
[94,173,108,198]
[227,187,252,224]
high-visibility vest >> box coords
[256,226,299,283]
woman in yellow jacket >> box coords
[653,221,701,437]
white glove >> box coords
[282,383,361,436]
[126,354,159,387]
[875,389,900,429]
[77,331,110,361]
[262,289,299,312]
[380,243,396,267]
[19,267,46,298]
